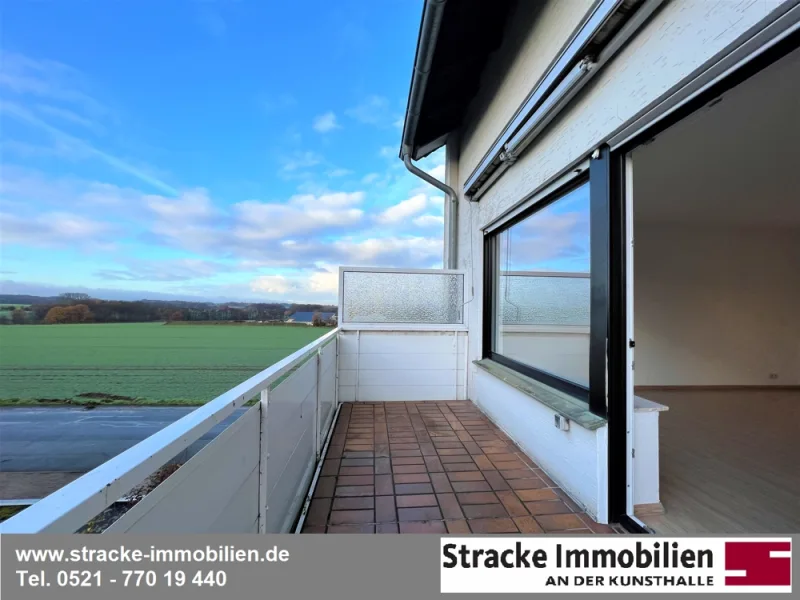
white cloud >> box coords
[1,100,178,196]
[327,168,352,177]
[394,117,404,129]
[345,95,390,125]
[34,104,100,132]
[413,214,444,228]
[312,111,340,133]
[1,158,454,302]
[375,193,428,224]
[426,164,446,181]
[0,52,107,117]
[233,191,365,241]
[429,195,445,211]
[307,264,338,294]
[0,210,115,249]
[236,257,302,269]
[247,263,339,302]
[0,55,187,203]
[95,259,226,282]
[333,236,441,265]
[250,275,294,295]
[361,172,380,184]
[143,188,224,252]
[145,188,216,220]
[1,138,83,160]
[506,208,590,269]
[279,150,324,175]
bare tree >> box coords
[60,293,91,301]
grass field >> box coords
[0,323,332,406]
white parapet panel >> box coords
[107,404,261,534]
[338,330,467,402]
[264,356,319,533]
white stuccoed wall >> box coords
[448,0,792,522]
[474,369,608,521]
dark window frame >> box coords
[481,175,600,410]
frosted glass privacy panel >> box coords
[342,271,464,324]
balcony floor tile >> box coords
[303,401,614,535]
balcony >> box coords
[0,267,612,535]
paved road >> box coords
[0,406,246,472]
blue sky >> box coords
[0,0,447,303]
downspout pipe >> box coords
[400,0,456,269]
[403,154,458,270]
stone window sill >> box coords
[473,358,607,431]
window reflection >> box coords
[492,182,591,386]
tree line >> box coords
[0,294,337,326]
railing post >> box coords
[258,388,269,534]
[355,330,361,402]
[315,348,321,461]
[334,333,340,410]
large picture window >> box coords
[484,180,591,400]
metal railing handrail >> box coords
[0,328,339,534]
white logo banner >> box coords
[440,537,792,594]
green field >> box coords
[0,323,332,406]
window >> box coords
[485,180,591,399]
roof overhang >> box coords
[400,0,516,161]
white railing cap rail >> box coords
[338,265,466,275]
[0,328,338,534]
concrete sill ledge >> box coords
[473,359,607,431]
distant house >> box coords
[286,311,336,325]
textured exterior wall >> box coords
[458,0,595,180]
[453,0,788,388]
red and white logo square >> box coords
[725,541,792,587]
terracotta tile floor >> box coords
[302,401,616,534]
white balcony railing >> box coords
[0,328,339,534]
[1,268,472,533]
